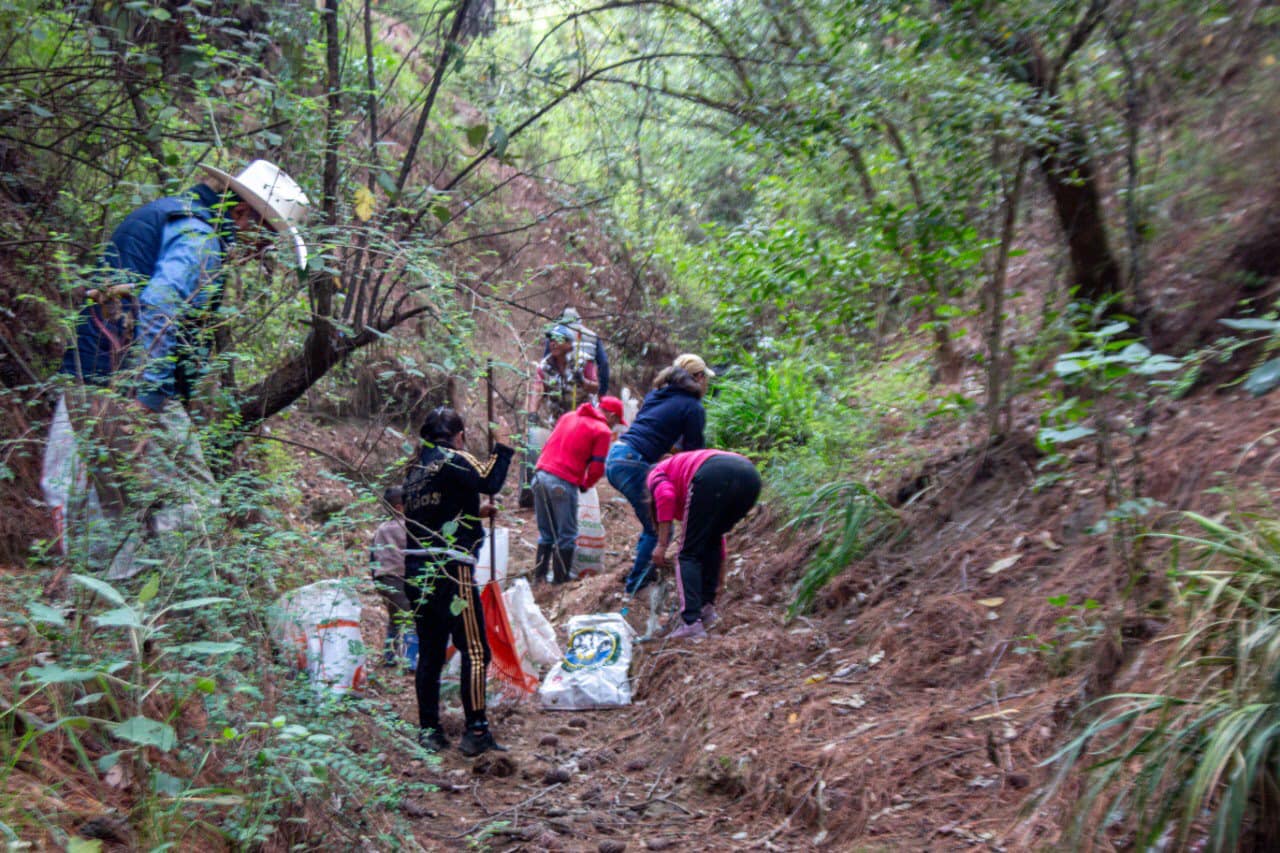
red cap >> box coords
[599,396,626,424]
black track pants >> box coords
[410,561,490,730]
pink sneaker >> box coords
[666,619,707,641]
[700,604,719,628]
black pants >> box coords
[676,455,762,625]
[410,560,490,730]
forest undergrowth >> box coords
[4,1,1280,850]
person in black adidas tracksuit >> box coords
[403,407,513,756]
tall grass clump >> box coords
[785,481,901,618]
[706,359,817,465]
[1048,510,1280,851]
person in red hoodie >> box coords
[648,449,761,640]
[532,397,624,583]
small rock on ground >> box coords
[543,766,573,784]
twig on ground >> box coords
[964,687,1037,713]
[446,783,563,840]
[646,794,694,815]
[471,780,490,816]
[909,746,981,776]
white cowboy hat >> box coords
[199,160,311,269]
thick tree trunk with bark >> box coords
[1037,124,1121,304]
[235,328,349,429]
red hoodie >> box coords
[536,402,613,489]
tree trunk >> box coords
[235,326,350,429]
[1036,122,1121,305]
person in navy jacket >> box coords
[44,160,309,578]
[605,354,713,594]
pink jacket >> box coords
[647,449,749,523]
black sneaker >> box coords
[418,727,449,752]
[459,727,508,757]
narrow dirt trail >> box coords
[360,478,798,851]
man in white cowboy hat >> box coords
[43,160,310,580]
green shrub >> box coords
[706,359,816,463]
[1048,511,1280,850]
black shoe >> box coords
[418,727,449,752]
[552,546,575,584]
[533,544,552,584]
[459,727,508,757]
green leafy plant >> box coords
[1014,594,1105,677]
[786,480,901,619]
[706,359,818,462]
[1047,511,1280,850]
[1034,306,1181,583]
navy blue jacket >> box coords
[60,184,230,408]
[618,386,705,463]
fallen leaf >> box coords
[787,712,799,725]
[867,650,885,667]
[985,555,1021,575]
[977,597,1005,608]
[1036,531,1062,551]
[804,673,828,685]
[830,693,867,709]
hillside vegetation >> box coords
[3,1,1280,849]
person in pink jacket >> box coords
[647,449,761,640]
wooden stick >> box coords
[486,357,496,581]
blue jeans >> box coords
[532,469,579,550]
[605,441,657,593]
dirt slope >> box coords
[329,377,1280,852]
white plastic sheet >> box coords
[538,612,636,711]
[269,580,368,698]
[504,578,560,671]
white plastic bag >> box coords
[40,393,84,553]
[538,612,636,711]
[504,578,560,670]
[40,391,218,579]
[270,580,367,697]
[475,527,510,586]
[620,387,640,428]
[574,486,605,576]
